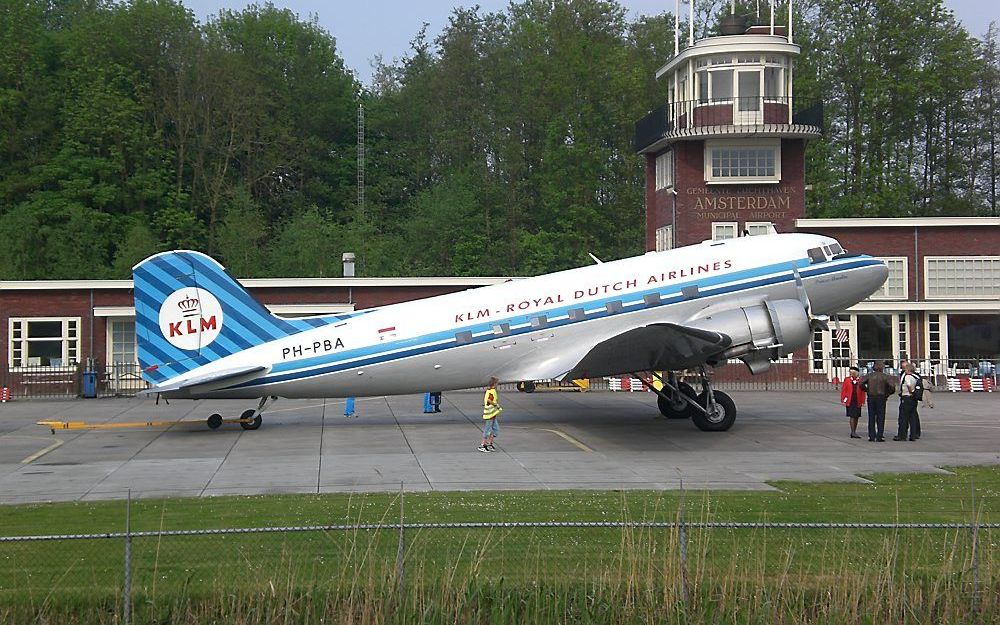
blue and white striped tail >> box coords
[133,251,315,385]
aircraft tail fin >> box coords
[133,250,309,384]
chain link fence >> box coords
[1,491,996,624]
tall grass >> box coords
[1,521,994,624]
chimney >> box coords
[342,252,356,278]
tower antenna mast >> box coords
[357,102,365,217]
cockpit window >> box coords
[830,242,845,255]
[807,247,826,264]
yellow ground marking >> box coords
[537,428,593,453]
[36,417,251,432]
[21,438,64,464]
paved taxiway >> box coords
[0,390,997,503]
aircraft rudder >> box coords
[132,250,298,382]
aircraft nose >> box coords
[862,258,890,298]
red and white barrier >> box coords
[607,376,646,392]
[0,386,10,402]
[946,376,995,392]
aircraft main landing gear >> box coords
[647,369,737,431]
[690,368,736,432]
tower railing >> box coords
[634,97,823,152]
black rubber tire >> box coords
[656,381,697,419]
[516,380,536,393]
[691,390,737,432]
[240,408,262,430]
[206,413,223,429]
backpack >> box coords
[910,374,925,401]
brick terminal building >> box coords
[1,9,997,396]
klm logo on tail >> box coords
[158,288,224,350]
[133,250,336,385]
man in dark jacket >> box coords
[861,361,896,442]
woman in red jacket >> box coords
[840,366,867,439]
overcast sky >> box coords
[183,0,1000,85]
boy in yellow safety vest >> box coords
[478,377,502,453]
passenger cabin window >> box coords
[808,247,826,264]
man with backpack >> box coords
[894,362,924,441]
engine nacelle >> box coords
[687,299,811,374]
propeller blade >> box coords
[791,262,812,316]
[793,262,830,331]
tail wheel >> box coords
[207,413,223,429]
[240,409,262,430]
[691,390,737,432]
[656,381,697,419]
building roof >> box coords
[0,276,515,291]
[796,217,1000,229]
[656,34,799,79]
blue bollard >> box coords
[345,397,356,417]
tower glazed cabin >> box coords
[634,10,822,250]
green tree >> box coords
[215,189,269,277]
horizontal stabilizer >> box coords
[141,365,268,397]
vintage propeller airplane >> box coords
[133,232,887,432]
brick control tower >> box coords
[634,2,822,251]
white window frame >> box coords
[107,318,137,366]
[709,68,734,102]
[763,65,784,100]
[867,257,908,301]
[744,221,773,236]
[925,312,947,365]
[8,317,81,370]
[655,151,673,190]
[897,313,909,361]
[712,222,738,241]
[924,256,1000,300]
[704,139,781,184]
[655,225,673,251]
[809,328,825,373]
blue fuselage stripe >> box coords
[222,257,880,391]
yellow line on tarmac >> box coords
[537,428,593,453]
[21,439,64,465]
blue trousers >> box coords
[866,396,887,440]
[897,397,918,439]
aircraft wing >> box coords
[557,323,732,381]
[141,365,269,397]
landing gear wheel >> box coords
[240,409,262,430]
[206,413,223,429]
[691,390,736,432]
[656,381,697,419]
[516,381,536,393]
